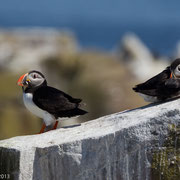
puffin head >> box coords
[170,58,180,78]
[17,70,47,90]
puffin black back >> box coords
[33,86,87,116]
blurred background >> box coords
[1,0,180,139]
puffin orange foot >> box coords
[38,123,46,134]
[52,121,59,130]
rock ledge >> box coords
[1,99,180,180]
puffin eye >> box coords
[33,74,37,79]
[174,65,180,78]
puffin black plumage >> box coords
[17,70,87,133]
[133,58,180,102]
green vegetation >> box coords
[151,124,180,180]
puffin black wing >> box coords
[33,86,87,118]
[133,67,172,96]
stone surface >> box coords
[1,98,180,180]
[119,33,169,81]
[0,28,78,72]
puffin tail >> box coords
[56,108,88,118]
[132,86,139,92]
[73,108,88,116]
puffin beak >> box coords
[170,72,175,79]
[170,73,173,78]
[17,73,28,86]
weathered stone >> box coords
[119,33,169,81]
[0,28,78,72]
[1,98,180,180]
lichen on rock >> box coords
[151,123,180,180]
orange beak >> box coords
[17,73,28,86]
[170,73,173,79]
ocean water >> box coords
[2,22,179,56]
[1,0,180,55]
[68,22,180,56]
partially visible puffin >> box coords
[17,70,87,133]
[133,58,180,102]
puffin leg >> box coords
[39,123,46,134]
[52,121,59,130]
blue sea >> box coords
[1,0,180,55]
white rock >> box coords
[1,99,180,180]
[120,33,169,81]
[0,28,78,72]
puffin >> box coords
[133,58,180,102]
[17,70,87,133]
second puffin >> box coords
[133,58,180,102]
[17,70,87,133]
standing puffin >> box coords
[133,58,180,102]
[17,70,87,133]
